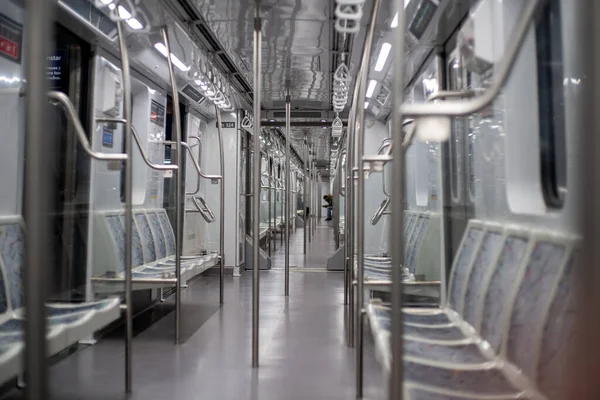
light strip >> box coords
[374,42,392,72]
[117,5,131,19]
[126,17,143,30]
[366,80,377,98]
[364,101,369,109]
[391,0,412,28]
[153,43,191,72]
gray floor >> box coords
[5,220,386,399]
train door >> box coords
[47,24,92,301]
[163,96,187,225]
[441,46,476,270]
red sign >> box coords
[0,14,22,63]
[0,37,18,60]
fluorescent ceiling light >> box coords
[366,80,377,98]
[375,43,392,72]
[170,55,190,72]
[100,0,114,4]
[117,5,131,19]
[126,17,144,30]
[364,101,369,109]
[153,43,190,72]
[154,42,168,57]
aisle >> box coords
[8,219,385,400]
[271,217,337,268]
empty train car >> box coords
[0,0,597,399]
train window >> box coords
[535,0,566,207]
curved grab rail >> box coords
[181,142,222,181]
[400,0,540,117]
[187,135,202,195]
[94,119,178,171]
[131,126,178,171]
[48,91,127,161]
[159,140,222,194]
[191,196,216,223]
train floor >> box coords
[2,219,385,400]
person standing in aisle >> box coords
[322,194,333,221]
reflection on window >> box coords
[466,70,476,204]
[448,57,462,204]
[535,0,566,208]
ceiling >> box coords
[181,0,375,180]
[189,0,333,109]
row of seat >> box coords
[92,208,218,291]
[367,219,577,399]
[357,210,441,286]
[0,216,121,385]
[258,217,285,240]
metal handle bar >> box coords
[370,197,391,225]
[96,118,177,171]
[192,196,217,223]
[186,135,202,195]
[48,91,127,161]
[160,141,222,181]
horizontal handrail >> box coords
[400,0,540,117]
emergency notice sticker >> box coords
[0,14,22,63]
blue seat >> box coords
[371,222,577,400]
[0,217,121,384]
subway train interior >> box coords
[0,0,597,398]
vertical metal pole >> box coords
[252,1,262,368]
[390,0,406,398]
[285,92,291,296]
[314,167,317,223]
[23,2,54,398]
[356,0,381,396]
[303,133,308,254]
[215,106,225,304]
[280,155,284,247]
[346,76,361,348]
[308,144,312,244]
[162,26,183,345]
[117,19,134,393]
[268,157,272,256]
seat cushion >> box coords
[404,360,520,394]
[404,341,489,364]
